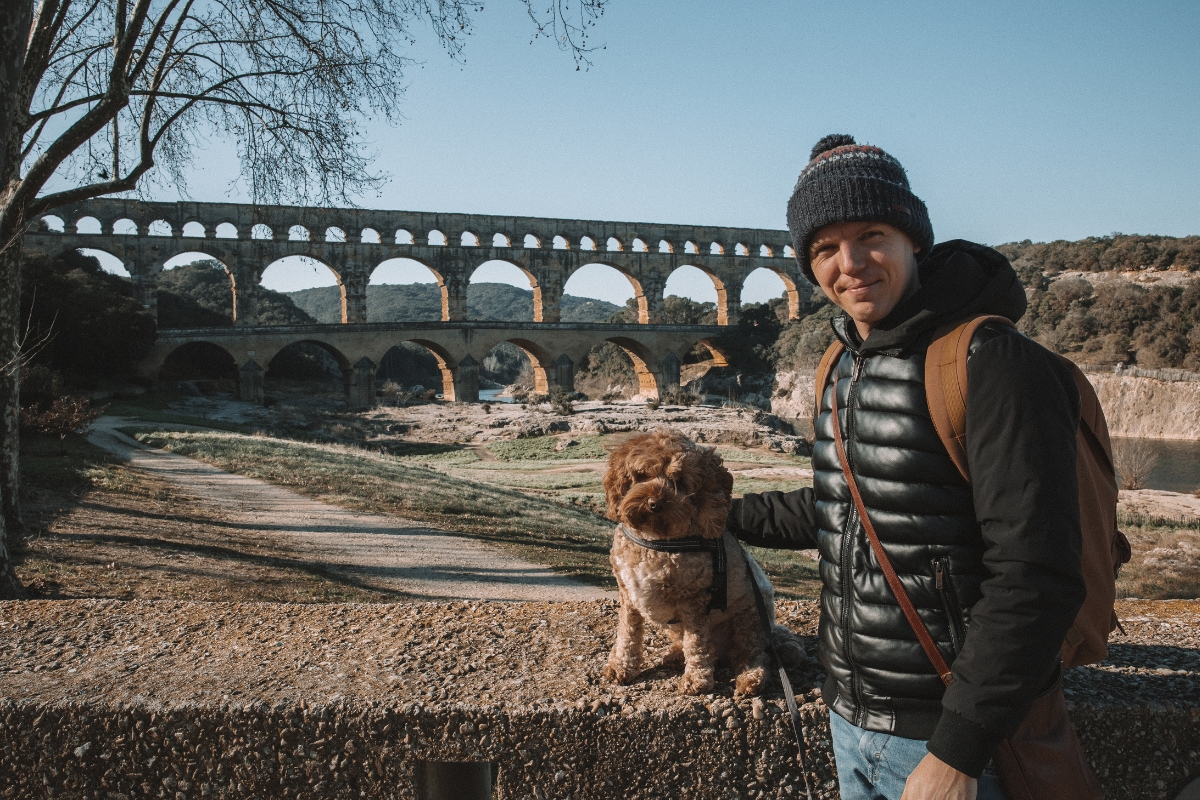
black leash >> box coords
[618,524,727,612]
[748,573,815,800]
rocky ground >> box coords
[1,598,1198,799]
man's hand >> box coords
[899,753,977,800]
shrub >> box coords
[1113,439,1159,490]
[548,385,574,416]
[20,396,103,440]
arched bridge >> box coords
[148,321,729,405]
[25,198,810,404]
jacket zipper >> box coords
[840,354,867,724]
[934,558,966,657]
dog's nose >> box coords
[647,499,659,512]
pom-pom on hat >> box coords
[786,135,932,284]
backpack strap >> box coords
[814,339,846,421]
[924,315,1016,483]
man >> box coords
[728,135,1086,800]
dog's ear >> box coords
[693,447,735,537]
[603,438,638,521]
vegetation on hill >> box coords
[158,261,315,328]
[994,234,1200,283]
[286,282,622,324]
[20,250,156,393]
[1018,274,1200,369]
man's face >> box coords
[808,221,920,337]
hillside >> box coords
[286,283,622,324]
[994,234,1200,283]
[158,261,315,328]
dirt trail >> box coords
[87,417,613,602]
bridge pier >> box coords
[659,353,681,390]
[552,354,575,392]
[451,355,480,403]
[131,274,158,319]
[346,357,377,408]
[342,272,369,324]
[239,360,264,403]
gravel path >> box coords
[87,417,613,603]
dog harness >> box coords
[618,523,727,612]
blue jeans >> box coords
[830,712,1006,800]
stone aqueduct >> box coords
[24,198,811,404]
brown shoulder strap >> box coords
[924,315,1016,483]
[830,381,955,686]
[814,339,845,421]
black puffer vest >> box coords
[814,314,989,737]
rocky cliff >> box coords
[772,369,1200,440]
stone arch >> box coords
[735,243,750,256]
[709,241,725,255]
[552,235,570,250]
[251,223,273,240]
[406,339,458,400]
[113,218,138,235]
[684,240,699,255]
[759,244,774,258]
[288,225,310,241]
[182,221,206,238]
[742,265,801,320]
[692,337,730,367]
[467,259,539,321]
[632,238,649,253]
[658,239,674,254]
[562,261,644,321]
[605,236,623,252]
[428,229,447,246]
[263,339,351,395]
[159,340,238,382]
[523,234,541,249]
[40,215,65,232]
[148,219,173,236]
[395,228,415,245]
[460,231,480,247]
[361,228,381,244]
[604,336,660,398]
[215,222,238,239]
[161,250,238,323]
[580,236,598,251]
[261,254,344,319]
[368,256,451,320]
[74,216,102,234]
[664,263,734,324]
[74,246,132,278]
[325,226,346,242]
[503,338,554,394]
[492,233,511,248]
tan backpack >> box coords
[814,314,1132,668]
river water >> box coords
[1115,437,1200,494]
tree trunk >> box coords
[0,237,22,600]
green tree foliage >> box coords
[995,234,1200,277]
[608,295,719,325]
[1020,274,1200,369]
[712,301,784,374]
[157,261,315,327]
[20,250,155,390]
[773,297,838,370]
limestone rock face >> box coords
[1088,374,1200,439]
[771,369,817,428]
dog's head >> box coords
[603,428,734,540]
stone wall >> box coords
[1,599,1197,799]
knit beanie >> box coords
[786,134,933,284]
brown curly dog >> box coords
[602,428,796,696]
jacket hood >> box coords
[832,239,1027,354]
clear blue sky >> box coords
[117,1,1200,303]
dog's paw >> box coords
[677,670,715,695]
[603,661,640,685]
[734,666,766,697]
[658,645,685,670]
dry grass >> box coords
[15,434,395,603]
[1118,521,1200,600]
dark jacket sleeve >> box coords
[927,329,1087,777]
[727,489,819,550]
